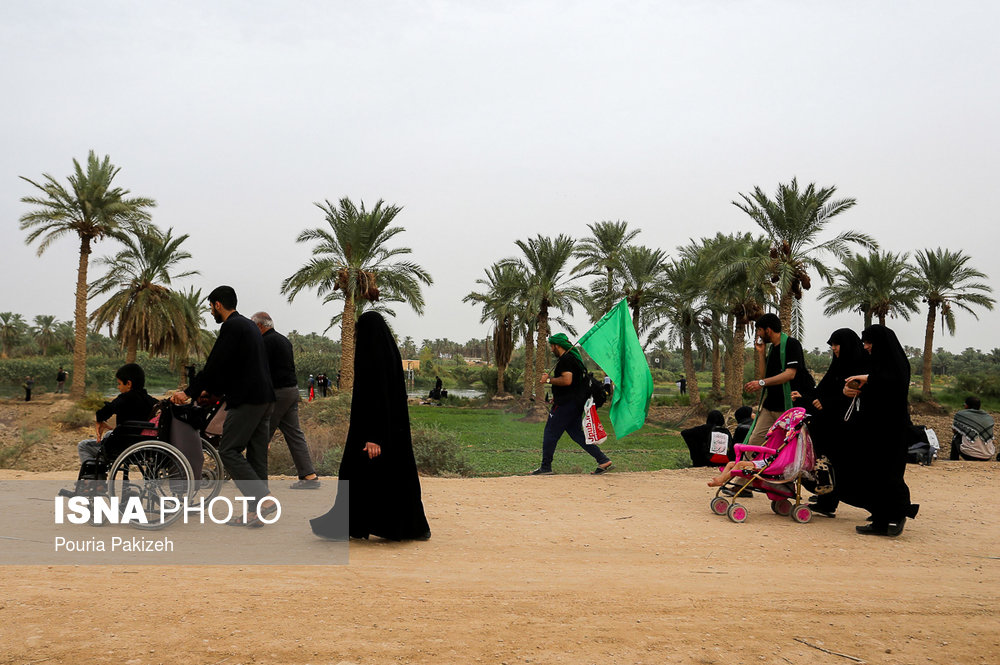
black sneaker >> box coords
[856,522,889,536]
[529,467,554,475]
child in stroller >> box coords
[708,407,816,523]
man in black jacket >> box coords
[252,311,320,489]
[172,286,275,525]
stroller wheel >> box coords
[791,505,812,524]
[771,499,792,516]
[727,503,748,523]
[710,497,729,515]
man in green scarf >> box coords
[530,333,614,475]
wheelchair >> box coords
[62,401,226,530]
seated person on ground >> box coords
[950,396,997,461]
[732,406,754,445]
[682,410,732,467]
[77,363,158,466]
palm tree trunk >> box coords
[779,290,794,334]
[70,237,92,399]
[339,296,357,392]
[878,313,886,326]
[126,335,138,363]
[534,305,549,396]
[711,330,721,395]
[921,304,937,399]
[606,266,614,314]
[863,310,873,328]
[682,331,701,406]
[524,329,536,401]
[726,322,747,407]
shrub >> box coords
[411,425,472,476]
[479,367,522,397]
[56,406,95,429]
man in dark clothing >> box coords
[742,313,813,448]
[252,312,320,489]
[172,285,275,525]
[23,376,34,401]
[56,367,67,394]
[530,333,613,476]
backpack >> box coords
[583,371,608,408]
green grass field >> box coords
[407,405,689,476]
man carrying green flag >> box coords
[529,333,615,476]
[577,299,654,439]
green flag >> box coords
[577,299,653,438]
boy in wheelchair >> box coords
[74,363,158,487]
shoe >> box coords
[887,517,906,537]
[529,467,554,475]
[856,522,889,536]
[592,462,614,475]
[257,502,279,519]
[813,508,837,519]
[290,478,321,489]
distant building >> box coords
[462,357,485,365]
[402,359,420,371]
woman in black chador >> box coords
[840,325,919,537]
[310,312,431,541]
[806,328,869,517]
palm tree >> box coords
[281,197,432,392]
[0,313,28,359]
[656,260,711,407]
[618,245,669,338]
[88,227,199,363]
[733,178,874,337]
[170,286,213,379]
[573,220,641,319]
[31,315,59,357]
[513,235,587,399]
[463,262,523,395]
[19,151,156,397]
[820,250,921,328]
[709,233,775,406]
[913,249,995,399]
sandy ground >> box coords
[1,459,998,665]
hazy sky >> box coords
[3,1,998,354]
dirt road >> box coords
[1,461,998,665]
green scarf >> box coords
[547,333,584,364]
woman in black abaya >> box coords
[806,328,868,517]
[310,312,431,541]
[840,325,919,536]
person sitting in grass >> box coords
[77,363,157,466]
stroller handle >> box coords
[733,444,777,459]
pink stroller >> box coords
[710,407,816,523]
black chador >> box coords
[310,312,431,542]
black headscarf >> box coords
[310,312,430,541]
[860,324,911,425]
[706,410,725,427]
[814,329,868,407]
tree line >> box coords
[17,152,995,406]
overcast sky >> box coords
[2,1,998,354]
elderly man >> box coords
[172,286,275,526]
[530,332,613,476]
[252,311,321,488]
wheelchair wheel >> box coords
[710,496,730,515]
[107,441,195,531]
[197,438,225,501]
[727,503,748,523]
[791,504,813,524]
